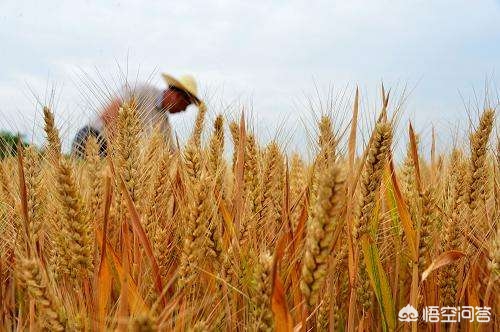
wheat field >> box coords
[0,88,498,331]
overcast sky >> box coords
[0,0,499,155]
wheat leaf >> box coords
[361,234,396,331]
[421,250,465,282]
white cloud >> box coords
[0,0,499,153]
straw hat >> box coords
[162,73,201,105]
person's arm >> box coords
[101,98,121,128]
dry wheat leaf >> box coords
[421,250,466,282]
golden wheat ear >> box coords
[468,109,494,234]
[17,258,67,331]
[300,165,344,308]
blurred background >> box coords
[0,0,499,156]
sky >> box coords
[0,0,499,155]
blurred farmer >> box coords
[71,73,201,158]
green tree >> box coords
[0,131,28,159]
